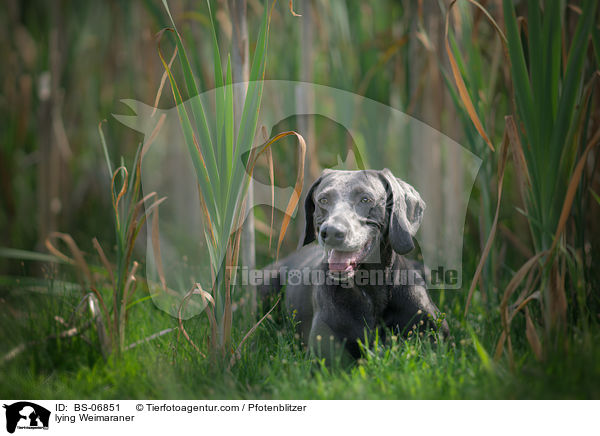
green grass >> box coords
[2,277,599,400]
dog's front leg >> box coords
[308,301,372,365]
[308,312,355,366]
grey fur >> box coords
[260,169,449,362]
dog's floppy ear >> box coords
[379,168,425,254]
[300,172,329,246]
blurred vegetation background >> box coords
[1,0,599,398]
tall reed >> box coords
[447,0,600,363]
[159,0,305,360]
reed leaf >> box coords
[158,0,306,358]
[444,1,494,152]
[162,0,221,190]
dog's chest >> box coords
[360,284,390,317]
[320,280,389,325]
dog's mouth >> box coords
[327,238,375,273]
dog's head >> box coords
[302,169,425,274]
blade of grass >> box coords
[245,131,306,259]
[526,0,544,144]
[98,120,113,179]
[0,247,63,263]
[207,0,225,148]
[151,207,167,292]
[593,23,600,68]
[266,145,274,249]
[223,2,271,243]
[45,232,94,287]
[229,294,282,368]
[464,125,509,315]
[162,1,221,190]
[140,114,167,160]
[152,46,178,117]
[541,1,561,121]
[496,250,547,362]
[445,0,495,152]
[289,0,301,17]
[119,261,139,348]
[177,286,208,358]
[546,126,600,261]
[549,1,598,174]
[525,306,543,361]
[224,55,234,194]
[111,166,128,234]
[92,237,115,290]
[157,29,219,230]
[232,0,270,168]
[503,0,539,181]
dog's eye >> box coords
[318,197,328,205]
[361,197,373,204]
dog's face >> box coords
[302,169,425,275]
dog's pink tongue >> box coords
[328,250,360,271]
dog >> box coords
[259,168,449,361]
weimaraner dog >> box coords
[259,169,449,361]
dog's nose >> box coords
[320,223,346,244]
